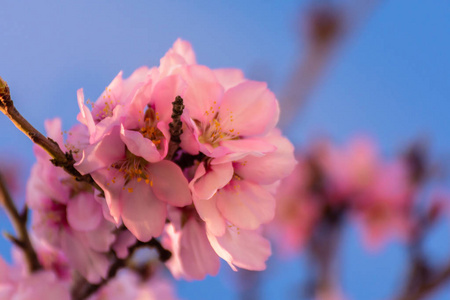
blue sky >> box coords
[0,1,449,299]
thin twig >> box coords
[0,76,101,192]
[395,261,450,300]
[71,237,171,300]
[0,171,42,272]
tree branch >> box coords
[0,171,42,272]
[0,76,101,192]
[395,260,450,300]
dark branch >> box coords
[0,171,42,272]
[0,76,102,192]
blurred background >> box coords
[0,0,449,299]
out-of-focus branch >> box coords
[0,171,41,272]
[0,76,101,192]
[72,238,171,300]
[395,208,450,300]
[395,260,450,300]
[278,0,382,130]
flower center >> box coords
[91,88,120,123]
[45,201,68,228]
[139,108,164,148]
[196,114,239,148]
[110,151,153,190]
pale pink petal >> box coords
[75,127,125,175]
[152,74,187,123]
[159,39,196,76]
[61,232,109,283]
[177,218,220,280]
[91,169,124,224]
[85,220,116,252]
[218,138,276,158]
[191,162,233,200]
[234,131,296,185]
[44,118,64,149]
[66,193,102,232]
[120,180,167,241]
[14,271,70,300]
[89,104,126,144]
[213,68,245,90]
[172,38,196,64]
[216,181,275,229]
[148,160,192,207]
[179,117,200,155]
[193,196,226,237]
[219,81,279,137]
[174,65,224,123]
[120,125,162,163]
[206,227,271,271]
[76,88,96,137]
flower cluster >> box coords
[271,137,447,253]
[21,38,296,296]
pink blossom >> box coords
[270,157,322,253]
[75,66,192,241]
[318,137,378,200]
[77,66,155,144]
[0,257,70,300]
[177,64,279,159]
[191,130,296,235]
[354,160,414,250]
[27,118,115,283]
[75,127,191,241]
[88,270,179,300]
[162,208,220,280]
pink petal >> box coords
[44,118,64,149]
[179,117,200,155]
[213,68,245,90]
[234,130,296,185]
[91,169,125,224]
[66,193,102,232]
[75,127,125,175]
[85,220,116,252]
[218,138,276,159]
[178,218,220,280]
[15,271,70,300]
[219,80,279,137]
[152,74,187,123]
[89,104,126,144]
[191,161,233,200]
[120,125,162,163]
[148,160,192,207]
[120,180,167,241]
[206,227,271,271]
[61,232,109,283]
[174,65,224,123]
[193,196,226,237]
[76,88,96,137]
[172,38,196,64]
[216,181,275,230]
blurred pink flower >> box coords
[27,118,115,283]
[0,256,70,300]
[87,269,179,300]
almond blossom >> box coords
[26,119,115,283]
